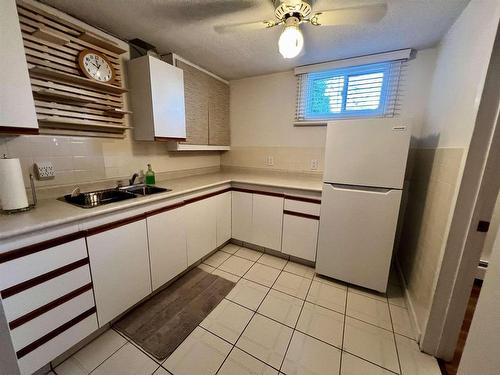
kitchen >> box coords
[1,1,499,375]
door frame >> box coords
[420,27,500,359]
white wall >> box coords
[420,0,500,148]
[458,223,500,375]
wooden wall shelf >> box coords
[29,66,128,94]
[17,1,129,137]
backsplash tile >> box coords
[0,134,221,193]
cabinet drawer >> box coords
[11,290,95,351]
[3,265,92,322]
[17,312,98,375]
[0,237,87,291]
[284,199,321,216]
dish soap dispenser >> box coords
[145,164,156,185]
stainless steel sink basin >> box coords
[122,185,170,196]
[61,189,137,208]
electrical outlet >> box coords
[34,161,55,180]
[265,156,274,166]
[310,159,319,170]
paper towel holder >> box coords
[0,154,37,214]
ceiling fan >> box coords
[214,0,388,59]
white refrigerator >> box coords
[316,118,411,292]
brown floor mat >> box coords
[113,267,235,361]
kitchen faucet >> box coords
[129,173,139,186]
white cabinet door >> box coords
[216,191,231,247]
[185,197,217,265]
[147,207,187,291]
[87,220,152,326]
[232,191,252,243]
[0,0,37,132]
[252,194,284,251]
[282,214,319,262]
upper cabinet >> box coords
[164,54,230,151]
[0,0,38,135]
[128,55,186,141]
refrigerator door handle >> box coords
[328,183,398,195]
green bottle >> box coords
[145,164,155,185]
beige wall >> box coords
[397,0,500,340]
[223,48,437,173]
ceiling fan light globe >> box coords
[278,25,304,59]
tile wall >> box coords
[397,147,464,332]
[220,146,324,175]
[0,134,220,191]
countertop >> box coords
[0,170,322,241]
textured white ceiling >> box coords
[41,0,469,80]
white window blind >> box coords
[295,57,408,124]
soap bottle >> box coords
[145,164,156,185]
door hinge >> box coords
[477,220,490,233]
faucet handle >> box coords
[70,186,81,197]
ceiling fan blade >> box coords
[214,20,278,34]
[311,3,388,26]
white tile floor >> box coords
[53,244,442,375]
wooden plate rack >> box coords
[16,0,130,138]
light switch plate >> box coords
[34,161,55,180]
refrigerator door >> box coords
[316,183,402,292]
[323,118,411,189]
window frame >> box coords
[302,62,392,121]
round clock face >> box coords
[78,50,115,83]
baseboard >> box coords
[395,258,422,342]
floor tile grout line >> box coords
[84,338,136,375]
[112,328,166,365]
[339,285,349,375]
[342,349,401,375]
[215,261,287,375]
[386,290,403,375]
[277,275,314,373]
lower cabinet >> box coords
[252,194,284,250]
[147,206,188,291]
[282,213,319,262]
[216,191,231,247]
[86,219,152,326]
[232,191,252,243]
[185,197,217,265]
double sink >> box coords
[62,184,170,208]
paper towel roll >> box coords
[0,158,29,211]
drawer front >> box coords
[0,238,87,291]
[17,312,98,375]
[11,290,95,351]
[3,265,92,322]
[284,199,321,216]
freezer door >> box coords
[323,118,411,189]
[316,183,402,292]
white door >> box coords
[252,194,284,251]
[282,214,319,262]
[317,183,402,292]
[324,118,411,189]
[185,197,217,265]
[232,191,252,243]
[147,206,187,290]
[216,191,231,247]
[87,220,152,326]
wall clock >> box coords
[78,49,115,83]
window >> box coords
[295,60,405,122]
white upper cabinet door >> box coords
[0,0,37,132]
[87,220,152,326]
[185,197,217,266]
[231,191,252,243]
[147,206,188,291]
[252,194,284,251]
[128,55,186,141]
[216,191,231,247]
[282,214,319,262]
